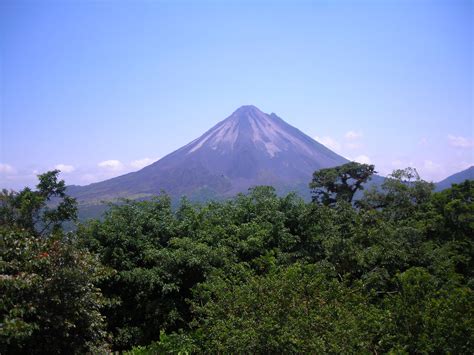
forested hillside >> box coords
[435,166,474,191]
[1,164,473,354]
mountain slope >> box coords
[435,166,474,191]
[68,105,349,203]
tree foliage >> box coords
[0,170,77,236]
[309,162,375,205]
[1,169,473,353]
[190,262,384,353]
[0,171,108,353]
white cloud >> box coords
[448,135,474,148]
[419,160,446,181]
[423,160,442,172]
[344,131,362,140]
[419,137,428,146]
[130,157,156,169]
[354,155,371,164]
[0,163,15,174]
[98,160,124,171]
[315,136,341,152]
[55,164,75,173]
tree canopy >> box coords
[309,162,376,205]
[0,170,77,236]
[1,166,473,353]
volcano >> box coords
[68,105,349,203]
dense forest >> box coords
[1,163,472,354]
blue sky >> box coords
[1,0,472,189]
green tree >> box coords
[428,180,474,284]
[381,267,473,354]
[0,227,110,354]
[68,166,472,353]
[188,263,383,353]
[309,162,375,206]
[78,195,227,350]
[430,180,473,243]
[0,170,77,236]
[0,171,108,353]
[360,167,434,219]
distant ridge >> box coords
[435,166,474,191]
[68,105,348,203]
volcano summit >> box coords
[69,105,348,203]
